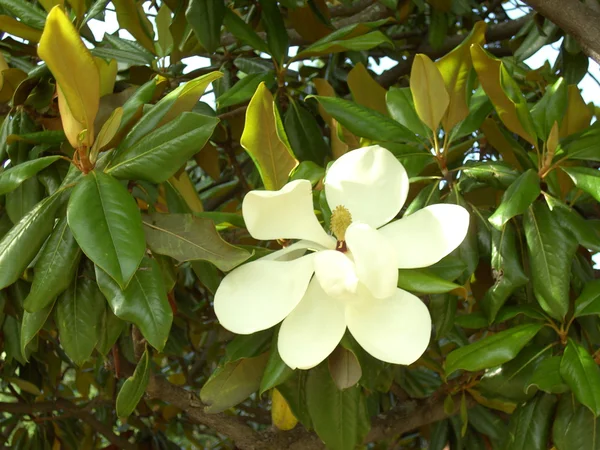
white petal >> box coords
[346,288,431,365]
[242,179,335,248]
[278,278,347,370]
[324,145,409,229]
[345,223,398,299]
[314,249,359,299]
[379,204,470,269]
[214,253,316,334]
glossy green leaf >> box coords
[459,162,519,191]
[67,171,145,288]
[574,279,600,317]
[560,339,600,416]
[0,190,66,290]
[560,124,600,161]
[430,294,457,339]
[116,348,150,417]
[259,0,288,64]
[527,356,569,394]
[143,212,250,271]
[95,256,173,352]
[0,0,46,29]
[501,393,556,450]
[514,19,558,61]
[108,112,219,183]
[24,217,81,312]
[524,202,578,320]
[445,323,543,376]
[489,169,540,229]
[200,352,269,413]
[469,404,507,445]
[308,95,419,144]
[217,72,274,109]
[260,342,294,395]
[397,268,466,297]
[223,8,269,53]
[530,77,567,140]
[561,166,600,203]
[0,157,60,196]
[386,87,430,138]
[6,175,43,223]
[96,306,126,356]
[553,395,600,450]
[284,98,329,164]
[551,202,600,252]
[186,0,225,53]
[20,299,54,360]
[56,274,105,366]
[480,222,528,322]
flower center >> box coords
[330,205,352,251]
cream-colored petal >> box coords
[379,204,470,269]
[324,145,409,229]
[214,253,316,334]
[313,249,359,299]
[242,179,335,248]
[278,278,347,370]
[346,288,431,365]
[262,240,327,262]
[345,223,398,299]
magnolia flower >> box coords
[214,145,469,370]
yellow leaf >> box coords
[38,6,99,147]
[57,84,86,148]
[271,388,298,431]
[241,83,298,190]
[288,0,332,43]
[436,21,487,131]
[156,3,173,57]
[560,85,592,138]
[168,170,204,213]
[195,142,221,180]
[480,118,522,169]
[94,57,118,97]
[6,377,42,395]
[159,71,224,126]
[112,0,156,54]
[410,54,449,132]
[0,68,27,103]
[0,15,42,42]
[167,372,187,386]
[38,0,63,12]
[0,52,8,72]
[66,0,85,22]
[347,62,388,116]
[90,107,123,163]
[546,121,559,157]
[467,388,516,414]
[161,404,181,421]
[470,44,535,145]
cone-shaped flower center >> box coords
[330,205,352,251]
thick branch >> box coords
[525,0,600,65]
[378,14,532,87]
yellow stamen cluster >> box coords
[330,205,352,242]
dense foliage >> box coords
[1,0,600,448]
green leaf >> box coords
[306,363,370,450]
[560,124,600,161]
[0,0,46,29]
[450,89,493,140]
[445,323,543,376]
[259,0,288,64]
[95,256,173,352]
[225,330,272,362]
[574,279,600,317]
[284,98,329,164]
[530,77,567,140]
[116,348,150,417]
[296,20,391,59]
[524,202,578,320]
[489,169,540,229]
[155,4,173,57]
[0,190,66,290]
[459,161,519,191]
[560,339,600,416]
[96,306,126,356]
[143,212,250,271]
[260,337,294,394]
[20,299,54,360]
[547,197,600,251]
[553,395,600,450]
[514,19,559,61]
[308,96,419,144]
[397,268,467,297]
[200,352,269,413]
[56,274,106,366]
[218,72,275,109]
[185,0,225,53]
[469,405,507,445]
[223,8,269,53]
[67,171,145,288]
[0,156,60,195]
[278,372,312,429]
[386,87,430,138]
[501,393,557,450]
[430,294,457,339]
[561,166,600,203]
[480,222,529,322]
[107,112,219,183]
[24,217,81,312]
[527,356,569,394]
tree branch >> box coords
[524,0,600,65]
[378,13,533,87]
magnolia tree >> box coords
[1,0,600,448]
